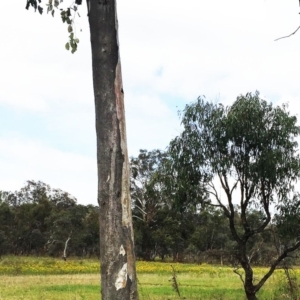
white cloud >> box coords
[126,93,180,155]
[0,137,97,205]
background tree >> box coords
[130,149,170,260]
[169,92,300,300]
[25,1,138,298]
[188,206,230,264]
[130,149,168,224]
[130,149,219,263]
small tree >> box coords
[169,92,300,300]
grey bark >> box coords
[87,0,138,299]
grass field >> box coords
[0,256,297,299]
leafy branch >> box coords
[25,0,82,53]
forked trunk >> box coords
[88,0,138,299]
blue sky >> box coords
[1,0,300,205]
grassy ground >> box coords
[0,256,296,299]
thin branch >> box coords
[134,205,147,217]
[248,242,263,264]
[207,202,222,208]
[170,265,181,298]
[207,183,230,217]
[132,215,144,222]
[230,180,238,195]
[207,189,218,199]
[275,26,300,41]
[218,173,229,195]
[208,182,221,202]
[233,267,245,285]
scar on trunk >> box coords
[119,244,126,256]
[115,263,128,290]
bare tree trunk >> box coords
[62,235,71,261]
[88,0,138,299]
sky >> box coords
[1,0,300,205]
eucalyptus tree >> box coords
[25,1,138,298]
[130,149,169,224]
[169,92,300,300]
[130,149,170,260]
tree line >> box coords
[0,181,99,258]
[1,177,297,267]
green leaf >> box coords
[47,4,53,14]
[65,43,70,51]
[26,0,37,11]
[68,25,73,33]
[54,0,59,7]
[37,5,43,14]
[71,44,77,53]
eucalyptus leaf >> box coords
[37,5,43,14]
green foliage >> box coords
[170,92,300,201]
[130,149,169,223]
[25,0,42,12]
[274,193,300,245]
[227,93,300,197]
[0,180,99,258]
[26,0,81,53]
[169,92,300,299]
[130,149,171,260]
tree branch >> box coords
[275,26,300,41]
[254,240,300,293]
[230,180,238,195]
[208,182,231,217]
[233,267,245,285]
